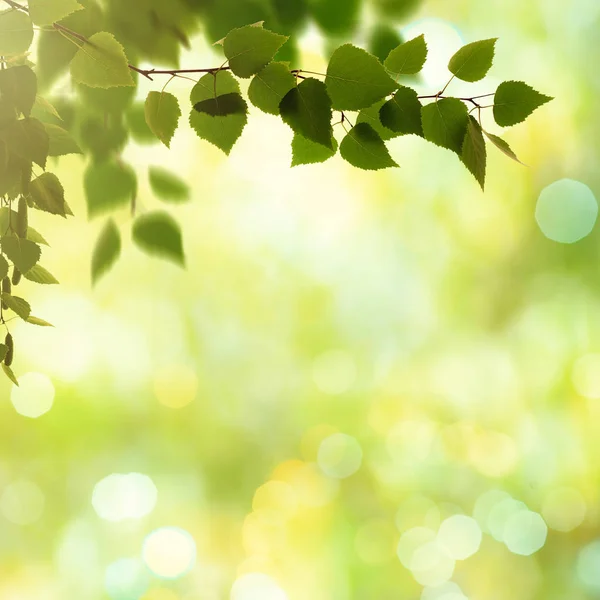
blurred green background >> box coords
[2,0,600,599]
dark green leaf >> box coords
[448,38,497,82]
[194,93,248,117]
[483,130,525,165]
[280,78,333,149]
[340,122,398,170]
[0,65,37,116]
[384,34,428,77]
[368,24,404,64]
[0,344,6,363]
[23,264,59,284]
[78,115,128,160]
[1,235,40,274]
[0,256,8,281]
[291,133,338,166]
[379,86,423,136]
[189,71,247,155]
[248,62,296,115]
[326,44,397,110]
[132,211,185,266]
[2,363,18,386]
[311,0,360,36]
[91,218,121,284]
[461,116,487,190]
[126,103,157,144]
[1,293,31,320]
[0,9,33,55]
[1,118,49,168]
[373,0,422,19]
[148,167,190,203]
[223,23,288,78]
[421,98,469,154]
[356,100,399,141]
[493,81,553,127]
[144,91,181,148]
[84,160,136,219]
[30,172,70,216]
[46,124,82,156]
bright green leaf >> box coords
[368,24,404,64]
[421,98,469,154]
[384,34,427,77]
[149,167,190,203]
[26,316,54,327]
[0,235,40,275]
[356,100,398,141]
[70,32,135,88]
[28,0,82,26]
[483,130,525,165]
[30,172,70,216]
[23,264,59,284]
[2,363,18,386]
[84,160,136,219]
[144,91,181,148]
[33,96,62,121]
[132,211,185,266]
[0,65,37,116]
[379,86,423,136]
[1,293,31,320]
[223,23,288,78]
[248,62,296,115]
[46,124,82,156]
[326,44,397,110]
[189,71,247,155]
[291,133,338,166]
[493,80,553,127]
[448,38,497,82]
[1,117,49,168]
[461,116,487,190]
[91,218,121,284]
[280,78,333,149]
[0,9,33,55]
[340,122,398,170]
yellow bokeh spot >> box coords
[153,365,198,409]
[237,555,278,577]
[242,511,287,556]
[142,589,180,600]
[252,481,298,522]
[300,424,338,462]
[468,430,519,478]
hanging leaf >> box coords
[30,172,71,216]
[26,316,54,327]
[1,292,31,320]
[144,91,181,148]
[379,86,423,136]
[149,167,190,203]
[193,93,248,117]
[326,44,397,110]
[70,32,135,88]
[291,134,338,166]
[91,218,121,284]
[483,130,525,165]
[384,34,427,77]
[280,78,333,149]
[132,211,185,266]
[84,160,137,219]
[223,23,288,78]
[189,71,247,155]
[23,264,59,284]
[448,38,497,82]
[1,118,49,168]
[0,65,37,116]
[368,24,404,64]
[46,124,82,156]
[248,62,296,115]
[1,235,41,274]
[340,123,398,170]
[0,255,8,281]
[28,0,82,26]
[126,103,157,144]
[0,344,6,363]
[461,116,487,190]
[493,81,553,127]
[2,364,19,386]
[356,100,398,141]
[421,98,469,154]
[0,9,34,55]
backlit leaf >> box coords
[0,65,37,116]
[23,264,59,284]
[0,9,33,55]
[2,363,18,386]
[132,211,185,266]
[28,0,82,26]
[493,80,553,127]
[448,38,497,82]
[379,86,423,136]
[84,160,137,219]
[26,316,54,327]
[144,91,181,148]
[461,116,487,190]
[1,117,49,168]
[291,133,337,166]
[340,122,398,170]
[46,124,82,156]
[30,172,70,216]
[483,130,525,165]
[384,34,427,77]
[91,218,121,284]
[149,167,190,203]
[194,93,248,117]
[421,98,469,154]
[0,235,40,274]
[248,62,296,115]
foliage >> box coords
[0,0,552,384]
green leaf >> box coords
[33,96,61,121]
[0,344,6,363]
[84,160,136,219]
[1,118,49,168]
[0,256,8,281]
[91,218,121,284]
[0,65,37,116]
[132,211,185,266]
[78,115,127,160]
[30,172,70,216]
[27,227,48,246]
[248,62,296,115]
[421,98,469,154]
[144,91,181,148]
[493,81,553,127]
[339,122,398,170]
[461,116,487,190]
[368,24,404,64]
[149,167,190,203]
[126,103,157,144]
[70,32,135,88]
[326,44,398,110]
[1,293,31,320]
[223,23,288,78]
[373,0,422,19]
[0,9,33,55]
[280,78,333,149]
[311,0,360,36]
[2,364,19,386]
[1,236,41,274]
[0,207,48,244]
[23,264,59,284]
[384,34,428,77]
[291,133,338,166]
[26,315,54,327]
[46,124,82,156]
[356,100,398,141]
[28,0,82,25]
[448,38,497,82]
[193,93,248,117]
[379,86,423,136]
[483,130,524,165]
[189,71,247,155]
